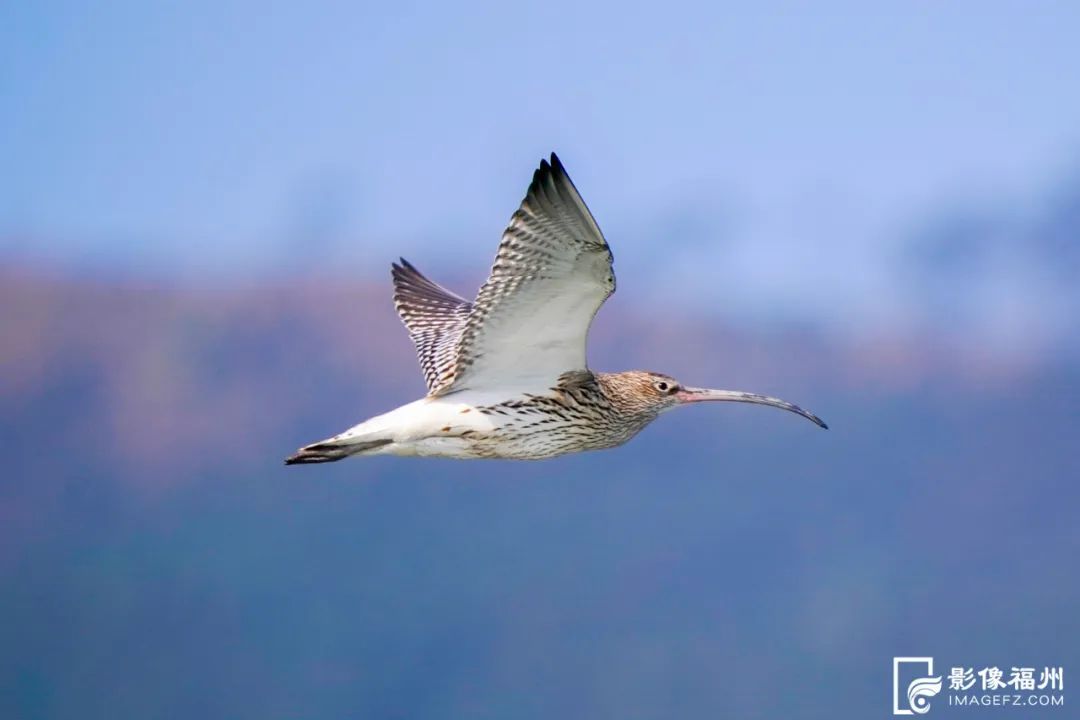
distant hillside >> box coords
[1,262,1065,488]
[2,263,1078,719]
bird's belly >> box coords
[465,422,632,460]
[390,423,624,460]
[392,433,583,460]
[368,391,650,460]
[394,436,489,459]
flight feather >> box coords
[391,153,615,396]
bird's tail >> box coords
[284,437,393,465]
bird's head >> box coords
[601,370,828,428]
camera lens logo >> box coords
[894,657,943,715]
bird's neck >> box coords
[593,371,663,423]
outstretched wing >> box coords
[391,259,472,394]
[437,153,615,395]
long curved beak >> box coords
[675,387,828,429]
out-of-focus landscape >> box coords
[3,3,1080,718]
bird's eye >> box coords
[655,381,670,392]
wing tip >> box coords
[534,157,551,185]
[537,152,566,179]
[530,151,571,206]
[391,257,418,278]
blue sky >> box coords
[3,1,1079,334]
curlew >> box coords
[286,154,826,464]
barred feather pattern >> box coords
[391,259,472,395]
[464,371,669,459]
[439,154,615,395]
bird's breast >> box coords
[458,389,654,460]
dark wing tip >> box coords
[529,152,571,208]
[391,257,419,280]
[543,152,569,182]
[534,152,567,183]
[533,157,552,186]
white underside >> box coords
[321,389,525,459]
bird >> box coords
[285,153,826,464]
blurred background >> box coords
[3,2,1079,718]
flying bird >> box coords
[286,154,826,464]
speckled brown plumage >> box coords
[459,371,682,459]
